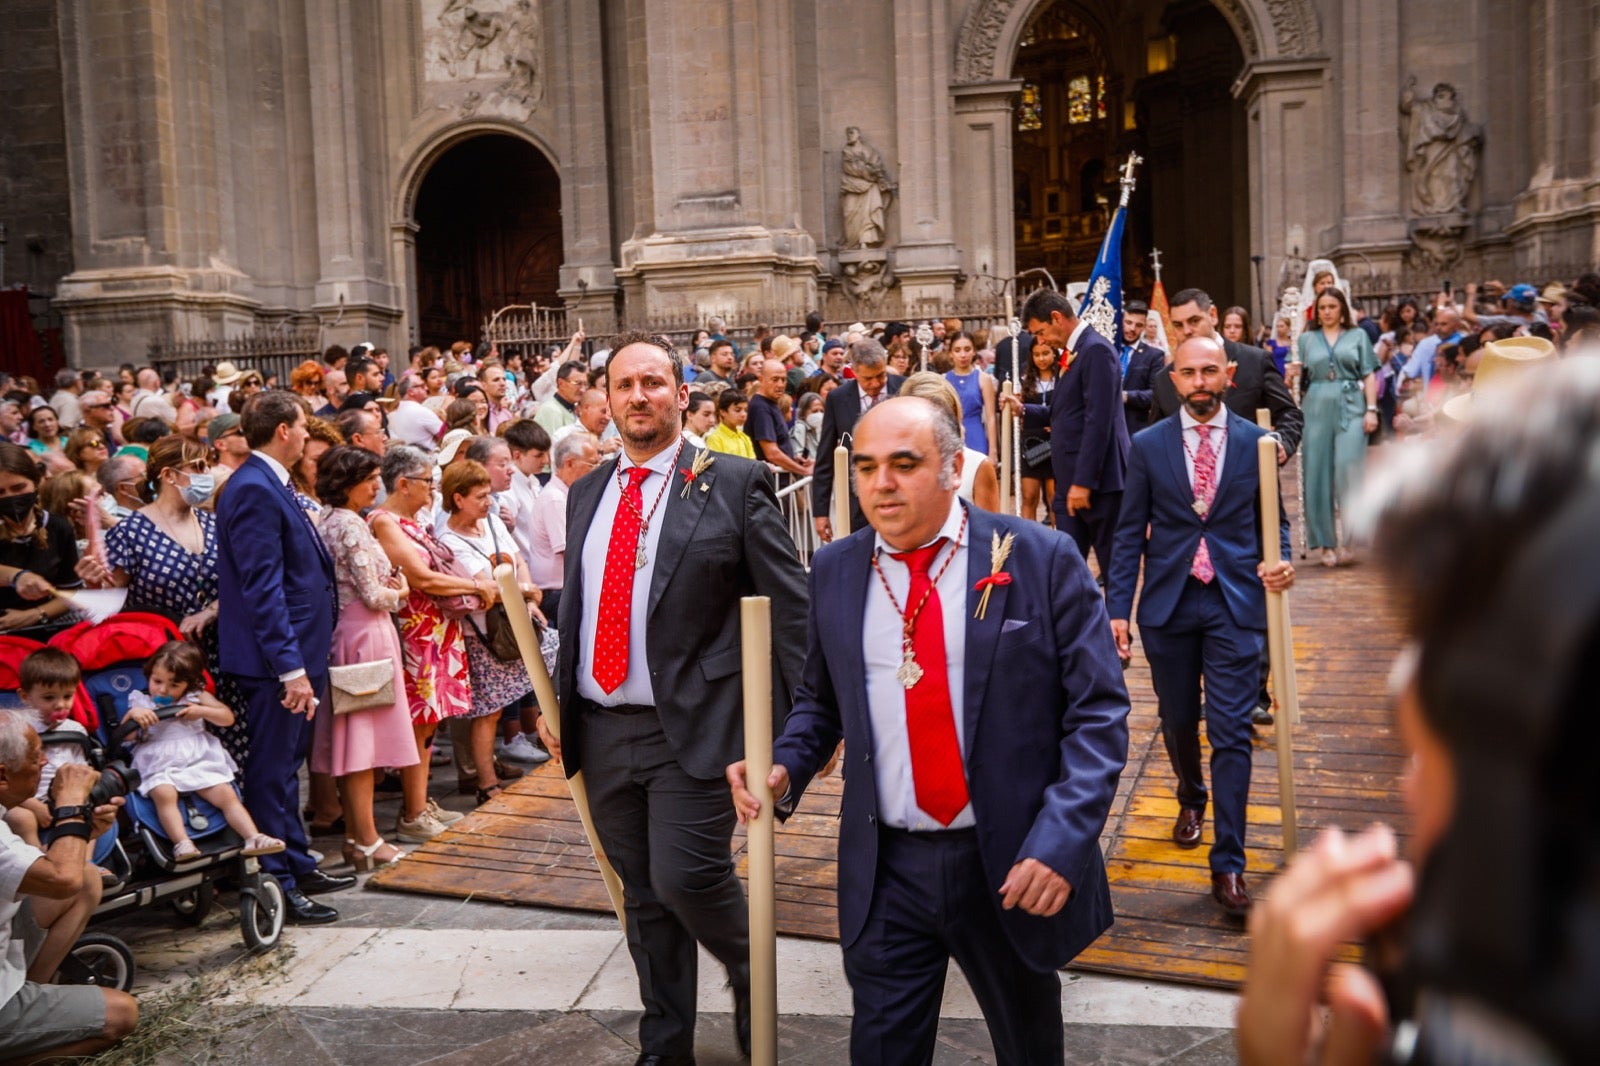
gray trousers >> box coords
[579,705,750,1057]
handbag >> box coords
[1022,437,1052,469]
[328,660,395,715]
[458,518,530,663]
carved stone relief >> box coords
[423,0,544,119]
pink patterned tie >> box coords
[1191,424,1217,584]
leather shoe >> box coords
[298,869,357,896]
[283,887,339,924]
[632,1055,696,1066]
[1211,872,1251,917]
[1252,702,1275,726]
[1172,808,1203,849]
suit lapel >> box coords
[962,506,1006,753]
[251,453,333,569]
[563,457,616,607]
[838,531,876,745]
[647,442,709,618]
[1211,412,1255,510]
[1160,417,1190,508]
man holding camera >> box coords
[0,711,138,1063]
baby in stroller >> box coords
[122,641,283,863]
[3,647,96,846]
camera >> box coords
[87,760,140,807]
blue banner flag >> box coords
[1076,199,1127,346]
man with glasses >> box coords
[207,413,250,475]
[533,361,587,437]
[95,455,147,523]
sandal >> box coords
[475,784,503,805]
[241,834,286,857]
[172,839,204,864]
[343,837,404,871]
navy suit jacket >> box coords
[1022,327,1130,493]
[772,505,1130,972]
[1105,412,1290,631]
[1120,341,1164,440]
[215,453,337,679]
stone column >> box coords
[550,0,619,331]
[950,82,1021,293]
[615,0,818,321]
[890,0,960,307]
[301,0,401,347]
[1234,59,1332,303]
[1331,0,1406,261]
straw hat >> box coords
[212,361,242,386]
[1441,335,1557,423]
[437,428,472,465]
[769,334,800,362]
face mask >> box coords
[179,473,215,506]
[0,492,37,523]
[805,412,823,431]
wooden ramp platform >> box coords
[372,556,1407,990]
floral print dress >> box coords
[375,513,473,726]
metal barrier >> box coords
[772,472,819,568]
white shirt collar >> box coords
[255,451,292,486]
[873,497,967,559]
[1068,319,1091,350]
[616,437,685,478]
[1178,405,1228,434]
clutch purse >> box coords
[328,660,395,715]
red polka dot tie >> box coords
[889,541,969,826]
[591,466,651,694]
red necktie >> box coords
[591,466,651,694]
[1191,425,1217,584]
[889,540,969,825]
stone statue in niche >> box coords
[1399,78,1482,217]
[839,127,897,249]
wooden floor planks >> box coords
[373,492,1407,990]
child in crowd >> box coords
[2,648,92,846]
[705,389,756,458]
[123,641,283,862]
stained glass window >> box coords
[1068,75,1091,124]
[1096,75,1107,120]
[1017,83,1043,132]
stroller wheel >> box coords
[171,882,214,925]
[58,932,136,992]
[240,875,285,952]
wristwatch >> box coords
[50,804,93,823]
[1365,405,1378,413]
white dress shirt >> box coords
[1067,318,1092,352]
[508,468,542,563]
[1178,405,1228,488]
[576,440,682,706]
[862,497,973,830]
[527,475,569,589]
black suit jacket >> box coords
[1149,340,1304,459]
[558,444,810,781]
[809,375,905,531]
[1120,341,1164,441]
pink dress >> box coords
[311,508,422,777]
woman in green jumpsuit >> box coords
[1295,287,1379,566]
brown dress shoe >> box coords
[1173,808,1203,848]
[1211,872,1251,917]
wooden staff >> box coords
[1254,429,1300,858]
[998,380,1013,514]
[493,564,627,927]
[833,442,851,537]
[740,596,778,1066]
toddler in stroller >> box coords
[121,641,282,863]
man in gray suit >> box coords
[539,332,808,1066]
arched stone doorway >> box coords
[1010,0,1250,306]
[412,134,562,348]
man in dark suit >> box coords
[539,332,808,1066]
[730,395,1129,1065]
[1120,300,1165,440]
[810,339,903,542]
[1001,288,1131,578]
[1153,288,1305,724]
[1106,336,1295,917]
[216,391,353,924]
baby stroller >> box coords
[48,614,285,984]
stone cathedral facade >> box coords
[3,0,1597,365]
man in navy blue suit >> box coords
[216,391,351,923]
[1105,336,1295,917]
[1001,288,1130,581]
[730,396,1130,1065]
[1119,300,1165,440]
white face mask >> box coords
[805,412,823,431]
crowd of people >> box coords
[2,265,1598,1062]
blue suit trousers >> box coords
[235,672,324,889]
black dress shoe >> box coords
[1211,872,1251,917]
[283,887,339,925]
[633,1054,696,1066]
[298,869,357,896]
[1173,808,1203,849]
[1252,702,1275,726]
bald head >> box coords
[852,397,965,550]
[1171,336,1228,418]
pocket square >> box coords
[1001,619,1031,633]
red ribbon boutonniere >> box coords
[680,449,715,498]
[974,531,1016,620]
[1225,361,1238,390]
[1061,348,1077,373]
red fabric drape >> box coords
[0,289,49,381]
